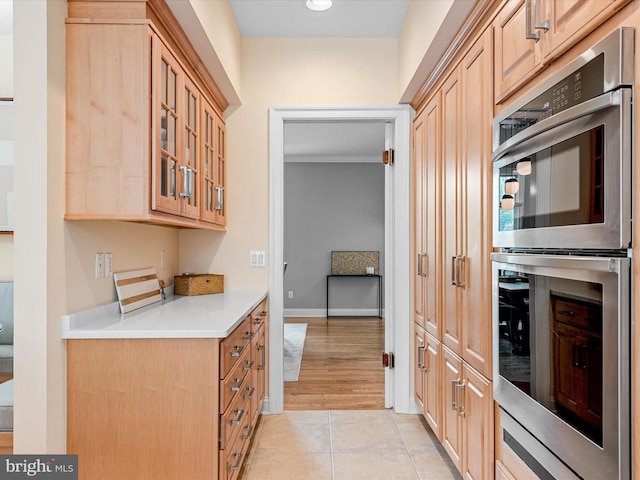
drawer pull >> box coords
[241,425,254,441]
[243,386,256,400]
[253,317,263,325]
[229,452,244,472]
[230,345,244,357]
[558,310,575,317]
[243,359,254,371]
[230,377,243,392]
[243,331,255,340]
[259,344,266,369]
[230,408,245,425]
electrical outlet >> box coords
[95,253,104,278]
[250,250,266,267]
[288,291,293,299]
[105,253,113,278]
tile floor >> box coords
[240,410,461,480]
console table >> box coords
[326,275,383,319]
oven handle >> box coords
[492,90,620,163]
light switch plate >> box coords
[250,250,266,267]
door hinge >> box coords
[382,351,395,369]
[382,148,394,165]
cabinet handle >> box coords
[456,381,466,417]
[230,377,244,392]
[558,310,575,317]
[243,331,255,340]
[533,0,549,32]
[417,253,423,277]
[230,345,244,357]
[417,344,425,371]
[451,257,457,286]
[215,186,224,211]
[451,380,458,410]
[457,256,465,289]
[243,386,256,400]
[229,452,244,472]
[259,344,266,370]
[423,253,428,277]
[525,0,540,41]
[241,425,254,441]
[230,408,245,425]
[243,359,255,371]
[179,166,189,198]
[425,346,430,373]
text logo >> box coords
[0,455,77,479]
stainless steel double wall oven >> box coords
[491,28,633,480]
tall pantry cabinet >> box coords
[413,28,493,480]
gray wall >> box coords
[284,162,384,315]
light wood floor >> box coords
[284,317,385,410]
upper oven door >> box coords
[493,89,631,250]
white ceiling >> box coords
[228,0,411,38]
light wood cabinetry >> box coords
[67,299,268,480]
[494,0,630,103]
[415,324,441,438]
[413,93,441,339]
[441,29,493,378]
[442,345,494,480]
[66,1,228,230]
[412,26,493,480]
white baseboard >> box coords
[284,308,384,318]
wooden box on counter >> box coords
[174,274,224,296]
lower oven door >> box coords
[492,253,630,480]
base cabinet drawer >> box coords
[220,407,252,480]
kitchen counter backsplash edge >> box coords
[61,289,268,339]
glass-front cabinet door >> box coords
[153,36,182,216]
[201,98,226,226]
[181,75,200,219]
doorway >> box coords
[268,106,412,415]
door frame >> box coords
[267,105,413,414]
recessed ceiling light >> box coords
[306,0,332,12]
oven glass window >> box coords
[498,126,604,232]
[498,269,603,446]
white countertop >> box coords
[61,290,268,339]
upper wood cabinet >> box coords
[201,100,227,226]
[66,1,228,230]
[494,0,630,103]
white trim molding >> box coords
[269,106,412,415]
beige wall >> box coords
[180,37,399,289]
[398,0,454,98]
[189,0,243,104]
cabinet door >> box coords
[152,36,183,216]
[214,114,227,226]
[414,326,426,411]
[441,346,463,471]
[442,68,463,356]
[424,332,441,439]
[181,75,200,219]
[201,99,219,224]
[494,0,543,103]
[541,0,630,60]
[424,94,441,340]
[413,114,427,331]
[553,321,583,415]
[461,364,493,480]
[461,29,493,379]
